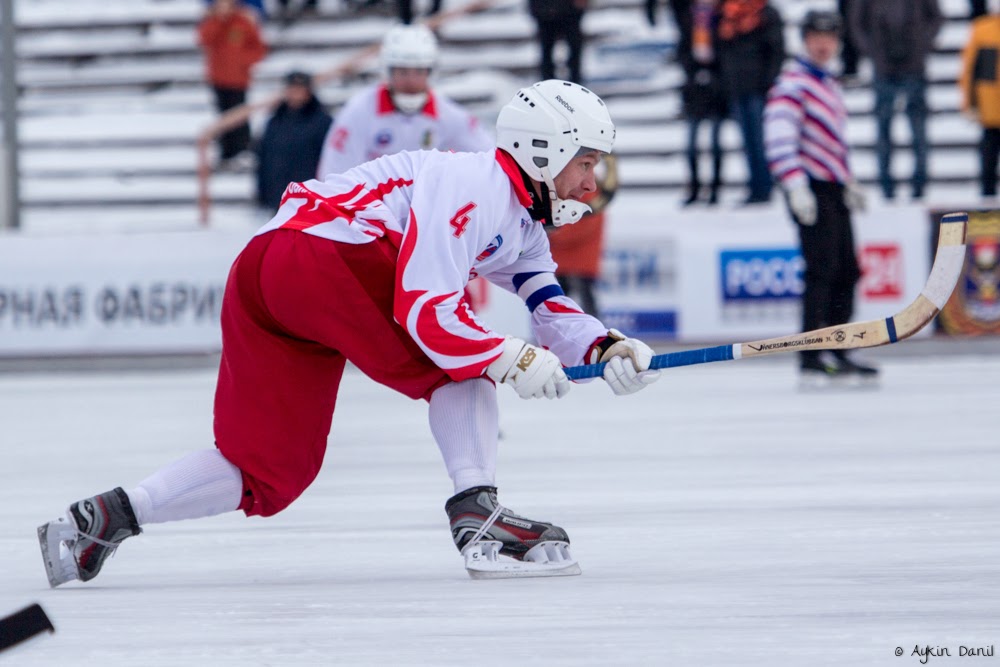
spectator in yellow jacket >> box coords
[960,10,1000,197]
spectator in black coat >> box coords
[529,0,587,84]
[850,0,942,200]
[256,71,333,213]
[714,0,785,204]
[676,0,728,205]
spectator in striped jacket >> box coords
[764,9,878,385]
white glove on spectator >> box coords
[844,181,867,212]
[587,329,661,396]
[787,185,817,225]
[486,337,570,400]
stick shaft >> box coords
[564,212,967,381]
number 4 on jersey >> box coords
[449,202,477,238]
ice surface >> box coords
[1,353,998,666]
[2,1,998,663]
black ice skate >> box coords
[445,486,580,579]
[832,353,880,387]
[38,487,141,588]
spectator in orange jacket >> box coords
[198,0,268,164]
[960,9,1000,197]
[546,155,618,317]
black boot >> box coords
[682,183,701,206]
[832,351,879,380]
[683,152,701,206]
[445,486,569,559]
[708,153,723,205]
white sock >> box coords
[429,378,498,494]
[126,449,243,525]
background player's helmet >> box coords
[381,24,439,71]
[496,80,615,226]
[800,9,842,38]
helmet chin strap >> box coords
[539,166,592,227]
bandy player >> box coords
[39,80,661,583]
[315,24,494,179]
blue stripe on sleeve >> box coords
[512,271,544,292]
[525,284,565,312]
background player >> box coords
[315,23,494,178]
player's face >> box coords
[804,32,839,67]
[285,84,311,109]
[553,151,601,200]
[388,67,431,95]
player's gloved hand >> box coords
[787,184,818,225]
[587,329,661,396]
[486,337,570,400]
[844,180,867,212]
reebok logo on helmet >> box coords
[554,95,575,113]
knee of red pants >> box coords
[230,455,320,518]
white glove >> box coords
[844,181,867,212]
[587,329,661,396]
[787,184,817,225]
[486,337,570,400]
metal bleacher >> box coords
[8,0,982,233]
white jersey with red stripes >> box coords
[257,149,607,381]
[316,83,495,179]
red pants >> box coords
[214,230,450,517]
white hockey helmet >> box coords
[496,80,615,226]
[381,24,439,71]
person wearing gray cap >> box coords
[256,71,332,213]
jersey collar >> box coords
[376,83,438,118]
[495,149,534,209]
[496,149,553,222]
[795,55,831,81]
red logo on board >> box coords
[860,244,903,299]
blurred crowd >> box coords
[194,0,1000,208]
[194,0,1000,321]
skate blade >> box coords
[37,518,79,588]
[463,540,582,580]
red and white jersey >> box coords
[258,149,607,381]
[316,83,494,179]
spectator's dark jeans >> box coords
[837,0,858,76]
[686,115,724,189]
[730,93,771,201]
[396,0,442,24]
[213,86,250,160]
[980,128,1000,196]
[535,14,584,84]
[874,75,929,198]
